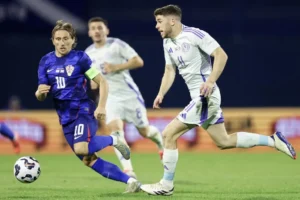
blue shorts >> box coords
[62,114,98,152]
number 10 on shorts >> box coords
[74,124,84,140]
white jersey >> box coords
[163,25,220,100]
[85,37,144,102]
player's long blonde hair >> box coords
[51,20,77,49]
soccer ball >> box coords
[14,156,41,183]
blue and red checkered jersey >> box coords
[38,50,96,125]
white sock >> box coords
[110,135,117,145]
[127,177,137,184]
[237,132,275,148]
[146,125,163,150]
[161,148,178,187]
[112,131,134,171]
[114,147,134,171]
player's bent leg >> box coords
[74,142,89,155]
[81,154,141,192]
[141,119,194,196]
[73,135,115,156]
[137,126,163,149]
[107,119,135,177]
[205,123,236,149]
[65,132,140,192]
[82,154,98,167]
[137,125,164,160]
[206,123,296,159]
[64,115,124,157]
[207,123,275,149]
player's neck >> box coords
[55,50,68,58]
[170,23,182,39]
[94,39,106,48]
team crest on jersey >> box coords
[65,65,74,76]
[181,42,190,52]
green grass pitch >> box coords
[0,152,299,200]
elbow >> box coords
[223,51,228,62]
[219,48,228,62]
[139,60,144,68]
[134,56,144,68]
[213,47,228,63]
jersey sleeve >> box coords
[117,39,138,60]
[38,56,49,85]
[163,41,176,66]
[79,52,100,80]
[190,29,220,55]
[79,52,92,72]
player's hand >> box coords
[94,106,106,121]
[37,84,51,94]
[103,62,119,73]
[200,80,214,97]
[153,95,164,109]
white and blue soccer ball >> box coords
[14,156,41,183]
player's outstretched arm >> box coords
[35,84,50,101]
[92,73,109,119]
[117,56,144,71]
[200,47,228,97]
[153,64,176,108]
[104,56,144,73]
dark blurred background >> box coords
[1,0,299,109]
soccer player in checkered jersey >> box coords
[35,20,141,193]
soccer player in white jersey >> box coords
[85,17,164,178]
[140,5,297,196]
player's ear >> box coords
[106,28,110,36]
[71,37,75,46]
[51,38,55,46]
[170,18,175,26]
[168,16,175,26]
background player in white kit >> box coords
[141,5,296,196]
[85,17,163,178]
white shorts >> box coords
[177,87,224,129]
[105,97,149,128]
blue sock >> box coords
[0,123,15,141]
[91,157,130,183]
[88,136,113,154]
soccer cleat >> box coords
[141,182,174,196]
[124,170,137,179]
[12,133,20,154]
[111,133,131,160]
[273,132,296,159]
[123,181,141,193]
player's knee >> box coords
[162,130,176,143]
[74,143,89,156]
[82,154,97,167]
[138,127,148,138]
[216,140,233,150]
